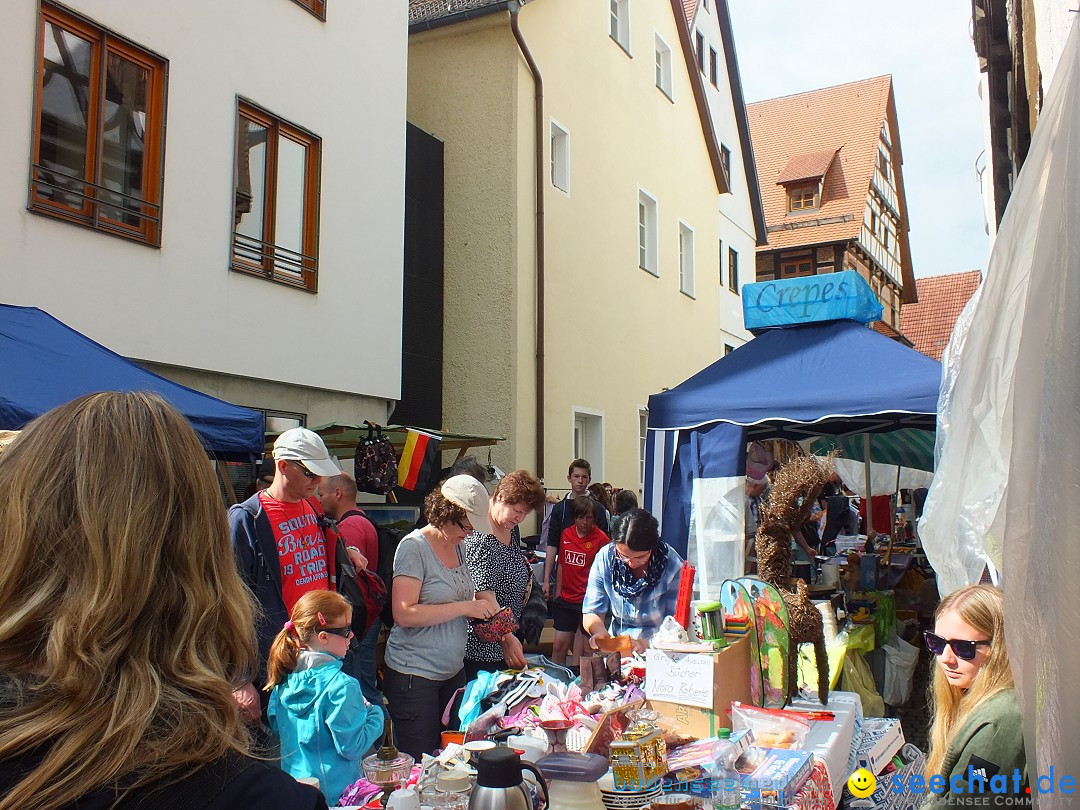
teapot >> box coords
[468,747,547,810]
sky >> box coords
[727,0,992,278]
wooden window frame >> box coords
[728,247,739,294]
[787,183,820,212]
[231,99,321,292]
[709,47,718,88]
[779,258,814,278]
[291,0,326,20]
[29,3,167,247]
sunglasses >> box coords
[924,631,991,660]
[289,460,317,479]
[321,625,354,639]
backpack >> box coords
[323,515,387,636]
[339,509,406,628]
[353,422,398,495]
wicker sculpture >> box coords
[755,455,832,705]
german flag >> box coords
[397,429,441,491]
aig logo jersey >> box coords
[556,524,610,604]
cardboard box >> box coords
[856,717,905,775]
[645,634,753,739]
[847,742,925,810]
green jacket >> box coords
[922,688,1028,807]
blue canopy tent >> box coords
[643,317,941,596]
[0,304,264,460]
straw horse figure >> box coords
[755,455,832,705]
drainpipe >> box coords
[509,3,545,482]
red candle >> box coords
[674,561,696,629]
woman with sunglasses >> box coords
[383,476,500,758]
[266,590,385,805]
[582,508,684,654]
[923,584,1027,805]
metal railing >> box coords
[31,164,160,239]
[231,231,316,286]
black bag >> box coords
[354,422,398,495]
[344,510,406,628]
[334,537,387,636]
[519,569,548,647]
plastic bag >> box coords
[840,653,884,718]
[729,702,810,749]
[882,634,919,707]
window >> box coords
[232,100,321,291]
[638,190,658,276]
[639,408,649,491]
[720,144,731,183]
[703,0,710,10]
[30,4,167,246]
[550,120,569,193]
[709,48,718,88]
[609,0,629,53]
[291,0,326,19]
[573,409,604,480]
[654,36,673,99]
[788,184,820,211]
[728,247,739,293]
[779,258,814,277]
[718,239,724,284]
[679,222,695,298]
[695,31,705,72]
[724,343,735,356]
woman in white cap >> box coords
[382,475,500,758]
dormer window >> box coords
[788,183,820,211]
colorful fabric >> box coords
[396,429,441,490]
[611,540,669,599]
[258,492,329,613]
[557,524,609,603]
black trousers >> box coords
[383,665,467,760]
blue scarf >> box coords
[611,542,669,599]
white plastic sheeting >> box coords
[831,457,933,498]
[920,17,1080,799]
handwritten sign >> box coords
[645,649,715,710]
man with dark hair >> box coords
[542,458,609,599]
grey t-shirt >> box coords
[384,529,476,681]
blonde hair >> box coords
[0,392,258,810]
[925,584,1013,777]
[265,591,352,689]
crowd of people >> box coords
[0,393,1029,808]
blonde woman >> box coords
[923,584,1027,805]
[0,393,327,810]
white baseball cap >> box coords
[441,474,492,535]
[272,428,341,478]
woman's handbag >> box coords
[353,421,398,495]
[519,571,548,646]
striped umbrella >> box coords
[812,428,935,472]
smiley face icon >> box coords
[847,768,877,798]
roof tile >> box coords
[747,76,892,250]
[899,271,982,360]
[775,148,839,185]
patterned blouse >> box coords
[464,526,531,663]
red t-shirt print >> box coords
[557,525,609,604]
[258,492,329,612]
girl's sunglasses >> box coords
[924,631,991,660]
[321,625,354,639]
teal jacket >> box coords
[923,688,1027,807]
[268,652,385,804]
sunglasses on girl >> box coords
[924,631,991,660]
[321,625,354,639]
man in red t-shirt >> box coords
[551,496,610,665]
[318,472,383,704]
[229,427,345,723]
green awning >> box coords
[812,428,935,472]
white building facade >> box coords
[0,0,408,431]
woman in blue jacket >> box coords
[267,591,385,805]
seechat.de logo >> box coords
[847,768,877,798]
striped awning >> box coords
[812,428,935,472]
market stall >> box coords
[643,272,942,596]
[0,303,264,460]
